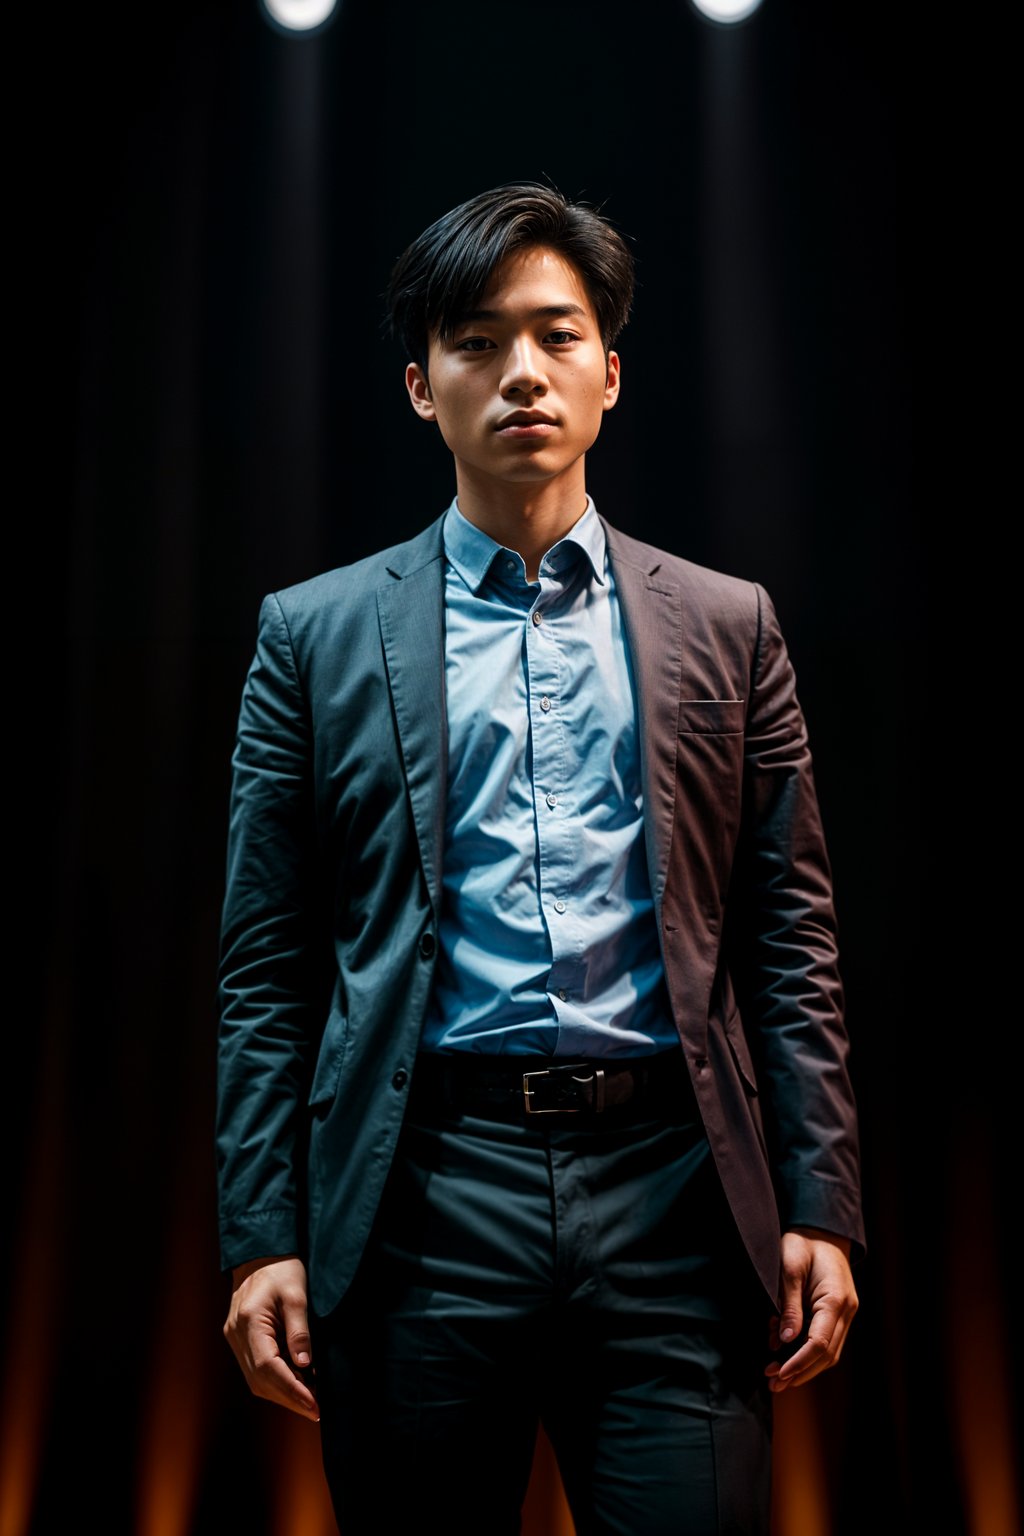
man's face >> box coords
[405,245,620,492]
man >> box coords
[217,183,863,1534]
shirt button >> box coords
[392,1068,408,1090]
[558,989,568,1002]
[418,932,436,959]
[545,792,558,809]
[540,696,552,712]
[553,899,567,914]
[506,558,516,570]
[531,611,543,626]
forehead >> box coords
[470,245,597,320]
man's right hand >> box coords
[223,1255,320,1422]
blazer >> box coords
[216,512,865,1320]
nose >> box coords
[500,335,548,398]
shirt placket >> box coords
[525,561,583,1050]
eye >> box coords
[455,337,494,352]
[546,330,579,346]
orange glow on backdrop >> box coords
[269,1409,336,1536]
[135,1142,214,1536]
[770,1386,832,1536]
[948,1142,1020,1536]
[522,1425,576,1536]
[0,1020,68,1536]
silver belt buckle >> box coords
[522,1065,605,1114]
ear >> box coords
[405,362,437,422]
[602,350,621,413]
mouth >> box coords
[494,411,558,438]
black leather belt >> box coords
[412,1051,688,1117]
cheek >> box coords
[432,385,476,431]
[432,416,462,454]
[576,365,608,404]
[427,400,460,440]
[432,399,481,457]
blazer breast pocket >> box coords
[674,700,744,829]
[677,699,746,735]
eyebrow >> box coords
[456,302,590,325]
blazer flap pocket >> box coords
[308,1013,349,1107]
[678,699,746,735]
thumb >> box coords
[281,1294,313,1369]
[778,1242,808,1346]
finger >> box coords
[227,1297,318,1411]
[246,1324,319,1415]
[250,1355,321,1421]
[769,1308,855,1392]
[780,1306,843,1376]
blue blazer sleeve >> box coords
[215,593,332,1270]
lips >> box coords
[495,412,558,433]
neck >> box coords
[453,463,589,581]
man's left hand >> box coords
[764,1227,859,1393]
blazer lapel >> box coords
[376,531,447,919]
[604,525,682,922]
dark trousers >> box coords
[312,1054,772,1535]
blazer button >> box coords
[392,1068,408,1090]
[419,931,436,959]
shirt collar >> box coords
[442,497,607,594]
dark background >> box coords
[10,2,1010,1533]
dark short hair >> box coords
[386,183,635,371]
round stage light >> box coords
[261,0,338,33]
[690,0,764,22]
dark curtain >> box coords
[13,3,1006,1534]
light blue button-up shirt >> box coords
[420,498,678,1058]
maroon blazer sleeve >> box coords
[730,582,864,1257]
